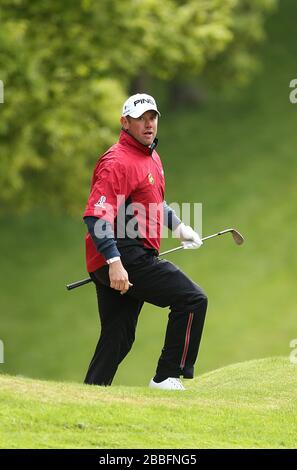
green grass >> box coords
[0,357,296,449]
[0,0,297,387]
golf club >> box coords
[66,228,244,291]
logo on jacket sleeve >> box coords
[148,173,155,185]
[94,195,106,208]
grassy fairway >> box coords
[0,0,296,386]
[0,357,296,449]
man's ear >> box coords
[120,116,129,130]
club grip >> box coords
[66,277,92,290]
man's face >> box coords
[120,110,158,146]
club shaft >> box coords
[159,232,223,256]
[66,229,236,290]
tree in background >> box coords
[0,0,277,214]
[202,0,279,92]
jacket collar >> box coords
[119,129,158,155]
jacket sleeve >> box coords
[163,201,181,230]
[84,216,121,261]
[83,159,133,259]
[84,159,132,222]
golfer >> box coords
[83,93,208,390]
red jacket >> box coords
[83,131,165,272]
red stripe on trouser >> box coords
[180,312,194,369]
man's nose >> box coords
[145,119,154,127]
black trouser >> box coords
[84,247,208,386]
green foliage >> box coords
[0,0,277,213]
[0,1,128,213]
[204,0,278,90]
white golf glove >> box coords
[173,223,203,249]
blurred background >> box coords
[0,0,296,385]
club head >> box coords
[231,229,244,245]
[217,228,244,245]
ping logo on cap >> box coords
[134,98,155,107]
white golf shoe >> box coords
[149,377,185,390]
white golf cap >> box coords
[122,93,160,118]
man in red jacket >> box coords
[83,93,208,390]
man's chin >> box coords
[142,137,155,146]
